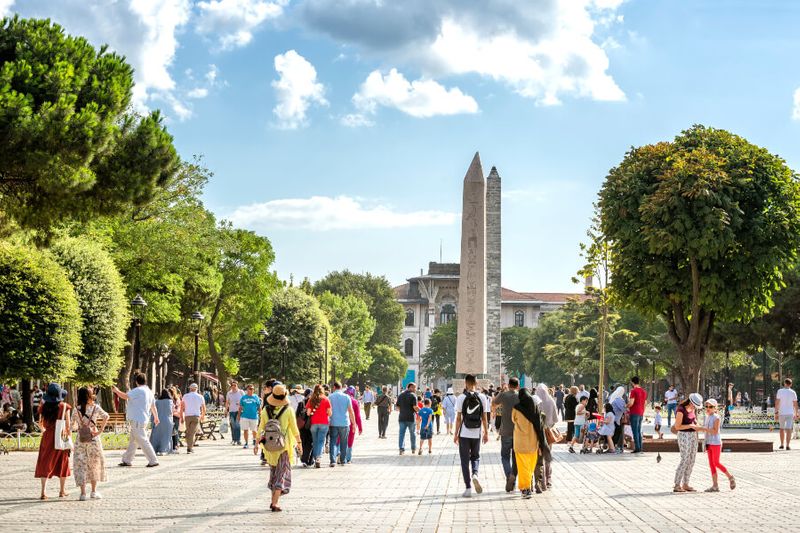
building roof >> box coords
[394,283,586,303]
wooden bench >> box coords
[105,413,128,433]
[197,419,224,441]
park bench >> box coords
[197,419,224,441]
[105,413,128,433]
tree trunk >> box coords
[117,324,135,390]
[21,379,34,431]
[206,297,229,396]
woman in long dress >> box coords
[72,386,109,500]
[149,389,175,455]
[35,383,71,500]
[255,384,301,512]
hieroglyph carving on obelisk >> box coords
[456,152,487,374]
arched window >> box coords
[404,338,414,357]
[405,309,415,327]
[514,310,525,327]
[440,304,456,324]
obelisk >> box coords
[486,166,502,383]
[456,152,487,375]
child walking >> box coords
[418,399,434,454]
[654,404,664,439]
[569,396,588,453]
[698,399,735,492]
[598,403,616,453]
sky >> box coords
[6,0,800,293]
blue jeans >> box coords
[398,420,416,451]
[630,414,643,452]
[310,424,329,461]
[667,403,677,427]
[329,425,349,464]
[229,412,241,444]
[500,436,517,478]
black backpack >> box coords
[462,391,484,429]
[431,395,440,412]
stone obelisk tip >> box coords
[488,166,499,177]
[464,152,484,183]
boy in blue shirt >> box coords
[418,399,434,455]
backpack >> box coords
[262,406,288,452]
[462,391,484,429]
[431,395,440,413]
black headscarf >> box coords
[513,389,551,462]
[587,388,599,416]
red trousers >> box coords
[706,444,729,476]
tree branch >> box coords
[671,299,689,343]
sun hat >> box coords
[267,384,289,407]
[705,398,718,407]
[446,387,454,395]
[44,383,63,403]
[689,393,704,408]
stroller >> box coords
[580,414,604,454]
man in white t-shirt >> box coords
[775,378,799,450]
[182,383,206,454]
[225,381,244,446]
[112,373,159,467]
[664,385,679,427]
[454,374,491,498]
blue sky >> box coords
[7,1,800,292]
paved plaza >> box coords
[1,416,798,533]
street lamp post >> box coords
[131,295,147,387]
[258,328,268,394]
[191,311,204,385]
[650,347,659,408]
[280,335,289,382]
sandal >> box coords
[58,492,69,498]
[673,486,686,493]
[704,486,719,492]
[270,504,282,512]
[729,477,736,490]
[39,495,48,501]
[682,486,696,492]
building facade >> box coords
[395,262,585,388]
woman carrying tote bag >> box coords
[35,383,72,500]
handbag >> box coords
[220,418,229,434]
[78,406,97,443]
[54,405,74,451]
[620,411,630,425]
[544,426,563,445]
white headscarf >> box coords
[609,386,625,403]
[535,383,557,427]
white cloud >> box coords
[228,195,458,230]
[352,68,478,119]
[10,0,191,119]
[340,113,374,128]
[271,50,327,129]
[301,0,627,106]
[187,87,209,98]
[0,0,14,17]
[195,0,286,50]
[793,87,800,121]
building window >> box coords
[539,312,546,321]
[440,304,456,324]
[424,310,430,327]
[405,309,415,327]
[404,338,414,358]
[514,310,525,327]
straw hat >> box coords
[267,384,289,407]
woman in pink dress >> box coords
[344,386,363,464]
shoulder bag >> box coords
[78,406,97,443]
[54,405,74,451]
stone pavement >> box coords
[1,416,798,532]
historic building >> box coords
[394,262,586,388]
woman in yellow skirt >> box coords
[512,388,550,499]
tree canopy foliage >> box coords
[598,125,800,391]
[365,344,407,386]
[318,291,375,381]
[420,319,456,381]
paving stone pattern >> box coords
[0,416,798,532]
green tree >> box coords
[205,226,277,394]
[501,326,535,377]
[365,344,407,386]
[50,236,129,384]
[420,319,457,381]
[523,312,572,385]
[318,291,376,381]
[0,17,179,238]
[598,125,800,392]
[314,270,404,348]
[0,242,82,426]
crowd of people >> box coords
[19,371,800,507]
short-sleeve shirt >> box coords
[455,392,490,439]
[704,413,722,445]
[396,390,418,422]
[307,397,331,425]
[677,404,696,431]
[182,391,205,417]
[776,387,798,416]
[239,394,261,420]
[126,385,155,424]
[418,407,433,429]
[664,389,678,405]
[328,390,352,427]
[629,386,647,416]
[494,390,520,437]
[226,389,243,412]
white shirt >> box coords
[126,385,155,424]
[578,390,590,401]
[776,387,798,416]
[226,389,243,412]
[664,389,678,404]
[454,392,491,439]
[289,393,301,413]
[363,390,375,403]
[183,391,205,417]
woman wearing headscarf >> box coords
[534,384,557,490]
[256,384,301,512]
[344,386,363,464]
[610,386,627,454]
[149,389,175,455]
[587,388,599,418]
[563,386,579,448]
[35,383,72,500]
[512,388,550,499]
[297,388,314,467]
[442,387,457,435]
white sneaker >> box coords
[462,488,472,498]
[472,475,483,494]
[79,494,88,501]
[90,492,102,499]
